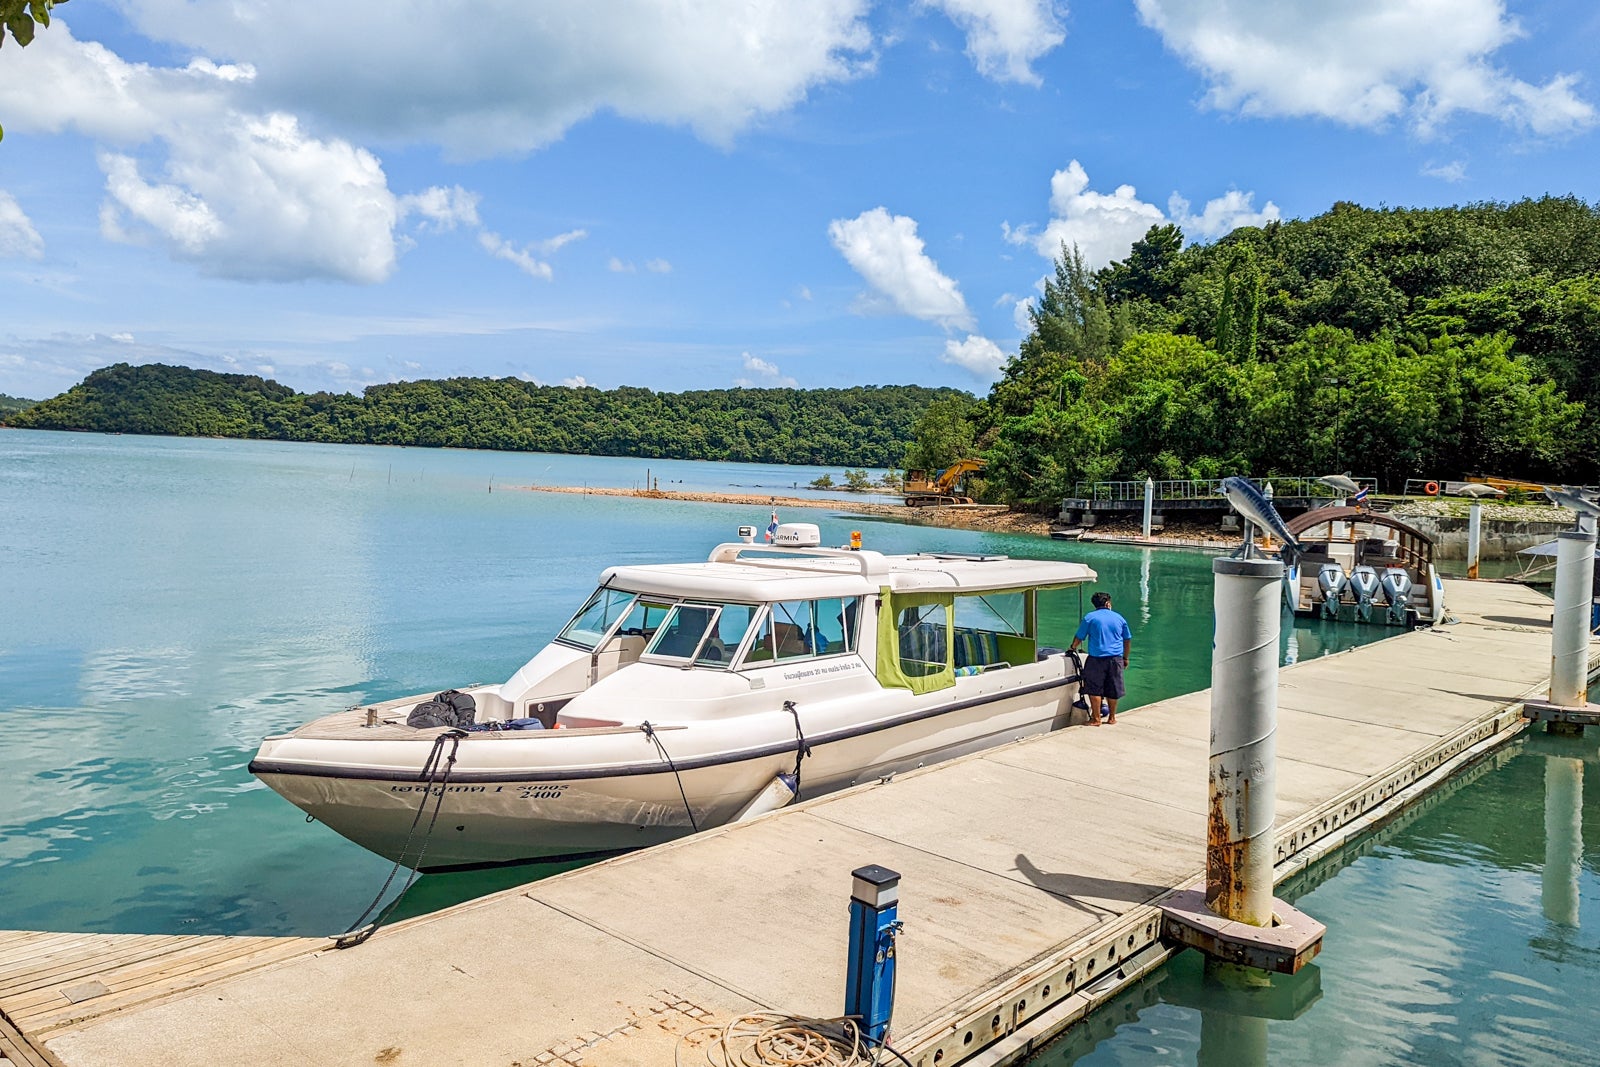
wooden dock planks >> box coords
[8,578,1596,1067]
[0,929,327,1061]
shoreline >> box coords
[523,484,1239,546]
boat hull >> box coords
[254,677,1077,870]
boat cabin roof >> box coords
[599,546,1095,602]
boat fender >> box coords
[1424,481,1440,496]
[732,773,798,823]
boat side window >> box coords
[953,592,1027,670]
[645,603,717,660]
[742,608,777,664]
[812,596,860,654]
[898,601,949,678]
[556,587,639,651]
[772,600,815,660]
[697,603,757,667]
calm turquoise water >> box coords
[1031,732,1600,1066]
[1,430,1384,937]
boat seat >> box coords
[900,621,947,668]
[953,627,1002,668]
[773,622,811,659]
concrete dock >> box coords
[5,579,1596,1067]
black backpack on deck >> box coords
[405,689,477,729]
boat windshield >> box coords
[556,587,639,650]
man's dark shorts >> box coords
[1082,654,1125,699]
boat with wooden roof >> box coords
[1281,506,1446,626]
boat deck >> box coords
[7,579,1593,1067]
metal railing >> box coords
[1071,476,1378,503]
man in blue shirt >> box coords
[1069,591,1131,725]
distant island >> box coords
[0,394,35,418]
[5,363,957,469]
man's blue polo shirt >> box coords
[1075,608,1131,658]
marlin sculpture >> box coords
[1221,476,1302,560]
[1544,486,1600,529]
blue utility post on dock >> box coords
[845,864,901,1046]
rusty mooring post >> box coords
[1466,501,1482,580]
[1207,556,1281,925]
[1160,554,1325,973]
[1551,530,1597,709]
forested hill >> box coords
[901,196,1600,505]
[6,363,959,467]
[0,394,34,417]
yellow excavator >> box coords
[903,458,986,507]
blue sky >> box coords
[0,0,1596,400]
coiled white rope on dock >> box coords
[675,1013,910,1067]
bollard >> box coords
[1551,530,1597,708]
[1143,477,1155,539]
[1208,557,1282,926]
[1541,757,1583,927]
[1466,501,1482,580]
[845,865,901,1046]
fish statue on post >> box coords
[1544,486,1600,531]
[1221,476,1303,562]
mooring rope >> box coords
[783,700,811,800]
[335,728,464,948]
[674,1013,913,1067]
[641,721,699,834]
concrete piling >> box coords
[1207,557,1282,926]
[1551,530,1597,709]
[1466,502,1482,580]
[1142,477,1155,539]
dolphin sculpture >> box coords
[1452,482,1504,499]
[1221,476,1302,560]
[1318,473,1362,496]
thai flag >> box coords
[765,511,778,542]
[1353,486,1370,503]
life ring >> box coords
[1424,481,1439,496]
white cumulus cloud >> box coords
[734,352,798,388]
[1134,0,1595,136]
[645,258,672,274]
[0,24,454,284]
[924,0,1065,86]
[120,0,877,159]
[1005,160,1279,269]
[942,334,1006,378]
[1422,160,1469,183]
[829,207,974,330]
[0,191,45,259]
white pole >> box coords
[1542,757,1583,927]
[1552,530,1597,708]
[1143,477,1155,539]
[1466,501,1482,581]
[1209,556,1282,926]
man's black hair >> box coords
[1091,591,1111,609]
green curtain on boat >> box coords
[876,586,955,695]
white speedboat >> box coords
[250,525,1095,870]
[1282,507,1446,626]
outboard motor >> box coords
[1349,565,1380,622]
[1316,563,1347,620]
[1381,567,1413,625]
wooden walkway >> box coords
[6,579,1595,1067]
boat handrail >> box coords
[706,542,890,579]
